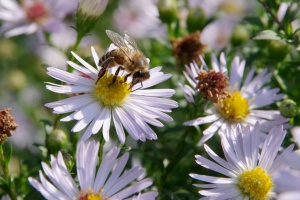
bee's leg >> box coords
[123,73,131,83]
[96,67,107,83]
[129,82,143,92]
[109,66,124,86]
[96,57,114,83]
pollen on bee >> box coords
[93,71,131,107]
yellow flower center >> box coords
[93,72,131,108]
[79,189,109,200]
[238,167,273,200]
[217,91,250,122]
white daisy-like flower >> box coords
[190,123,294,199]
[182,53,288,144]
[28,140,158,199]
[0,0,78,38]
[45,46,177,143]
[274,137,300,199]
[113,0,166,39]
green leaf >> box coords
[5,145,13,166]
[0,176,8,186]
[253,30,282,40]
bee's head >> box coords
[131,70,150,86]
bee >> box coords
[96,30,150,89]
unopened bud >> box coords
[47,129,69,153]
[75,0,109,37]
[279,99,298,118]
[61,151,74,172]
[230,24,249,47]
[267,40,290,61]
[157,0,178,24]
[187,7,207,32]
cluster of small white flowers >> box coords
[1,0,300,199]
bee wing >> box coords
[124,30,141,52]
[106,30,133,59]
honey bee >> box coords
[96,30,150,89]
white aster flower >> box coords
[28,140,158,199]
[113,0,166,39]
[45,46,177,143]
[274,137,300,199]
[182,53,288,144]
[0,0,78,38]
[188,0,256,19]
[200,17,238,51]
[190,123,294,199]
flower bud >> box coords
[157,0,178,24]
[61,151,75,172]
[267,40,290,61]
[230,24,249,47]
[187,7,207,33]
[47,129,69,153]
[279,99,298,118]
[7,69,27,91]
[75,0,108,37]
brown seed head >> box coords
[171,31,206,69]
[195,70,230,103]
[0,108,18,142]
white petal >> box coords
[112,110,126,143]
[184,114,220,126]
[46,84,92,94]
[47,67,94,86]
[91,46,100,70]
[230,56,245,90]
[71,51,98,74]
[67,61,98,79]
[77,141,99,191]
[94,147,120,192]
[102,109,112,141]
[103,153,129,192]
[110,178,153,199]
[105,167,144,197]
[131,89,175,97]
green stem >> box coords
[0,144,17,200]
[160,128,189,184]
[258,0,286,32]
[68,33,83,72]
[98,136,106,165]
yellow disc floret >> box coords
[217,91,250,122]
[93,72,131,107]
[238,167,273,200]
[79,188,109,200]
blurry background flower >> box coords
[200,17,238,51]
[188,0,255,19]
[113,0,166,38]
[0,0,78,41]
[36,24,100,70]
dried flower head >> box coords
[0,108,18,142]
[171,31,206,69]
[195,69,230,103]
